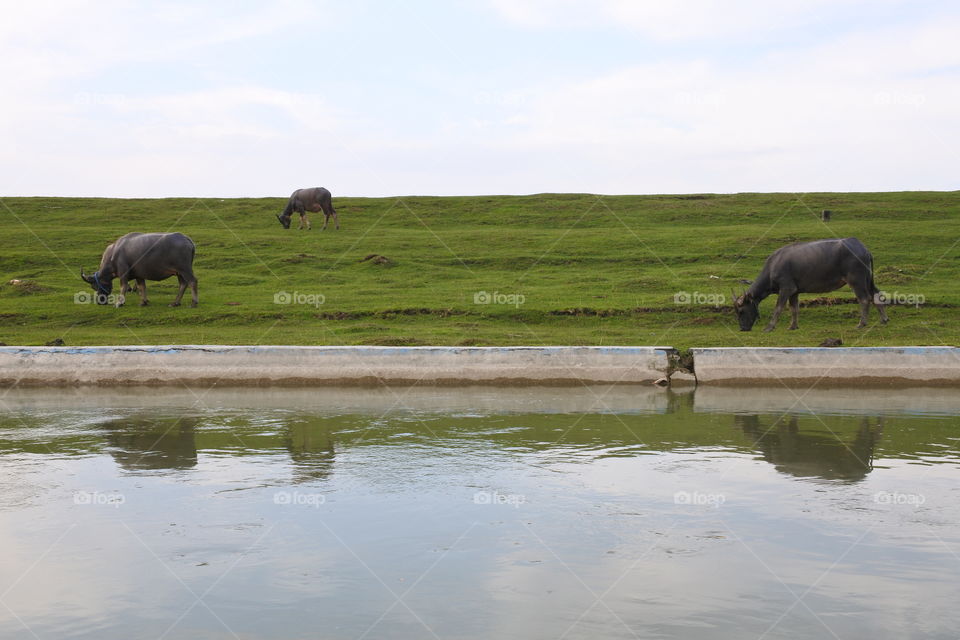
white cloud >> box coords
[435,13,960,194]
[488,0,882,40]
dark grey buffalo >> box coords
[276,187,338,230]
[734,237,888,331]
[81,232,198,307]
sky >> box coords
[1,0,958,197]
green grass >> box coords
[0,192,957,349]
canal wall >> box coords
[1,345,958,387]
[0,345,675,386]
[691,347,960,387]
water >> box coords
[1,386,958,639]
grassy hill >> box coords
[0,192,957,349]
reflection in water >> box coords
[284,421,335,483]
[103,416,199,471]
[735,414,883,481]
[99,415,337,480]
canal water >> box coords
[1,386,958,639]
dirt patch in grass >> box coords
[284,253,317,263]
[376,308,464,318]
[550,307,632,317]
[317,308,466,320]
[6,279,48,294]
[876,265,920,284]
[549,306,727,317]
[363,336,427,346]
[801,297,854,306]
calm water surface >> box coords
[1,386,959,639]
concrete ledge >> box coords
[692,347,960,386]
[0,345,675,386]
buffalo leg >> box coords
[170,275,187,307]
[299,213,311,230]
[788,293,800,330]
[853,284,872,327]
[171,271,198,307]
[849,277,882,328]
[856,298,871,328]
[322,205,338,230]
[763,291,793,332]
[116,278,128,307]
[875,298,889,325]
[853,286,881,328]
[137,279,148,306]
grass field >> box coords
[0,192,957,350]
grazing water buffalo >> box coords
[734,237,888,331]
[81,232,198,307]
[276,187,338,230]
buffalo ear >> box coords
[80,267,93,284]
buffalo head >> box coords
[733,292,759,331]
[277,213,291,229]
[80,267,112,304]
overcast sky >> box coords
[2,0,957,197]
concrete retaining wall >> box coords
[4,345,960,387]
[0,345,675,386]
[692,347,960,386]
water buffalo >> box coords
[276,187,338,230]
[734,237,888,331]
[80,232,198,307]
